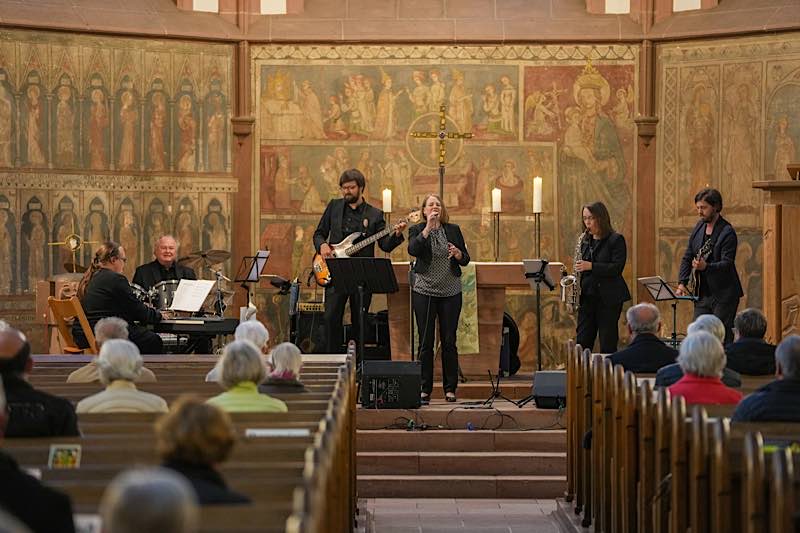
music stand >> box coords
[235,250,270,308]
[325,257,398,363]
[638,276,696,349]
[517,259,556,408]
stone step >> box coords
[357,451,566,476]
[425,381,534,400]
[357,474,567,499]
[357,429,566,452]
[357,404,564,431]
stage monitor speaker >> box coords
[292,310,326,354]
[531,370,566,409]
[360,361,421,409]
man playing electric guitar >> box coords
[676,188,743,344]
[313,168,407,353]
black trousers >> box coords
[576,295,623,354]
[413,291,462,395]
[129,326,164,354]
[324,286,372,354]
[693,295,739,345]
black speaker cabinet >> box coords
[292,311,327,354]
[531,370,567,409]
[360,361,421,409]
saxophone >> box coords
[560,231,586,314]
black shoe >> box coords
[445,392,457,403]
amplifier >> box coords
[531,371,567,409]
[298,302,325,313]
[292,310,326,354]
[360,361,421,409]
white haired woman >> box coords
[206,340,287,413]
[668,331,743,405]
[205,320,270,382]
[76,339,168,413]
[259,342,309,394]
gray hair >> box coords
[94,317,129,349]
[100,467,198,533]
[270,342,303,376]
[776,335,800,380]
[153,234,178,254]
[0,320,9,331]
[626,303,660,335]
[687,314,725,343]
[220,340,266,389]
[677,331,726,378]
[734,308,767,339]
[234,320,269,350]
[97,339,143,385]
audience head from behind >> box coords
[156,396,235,467]
[677,331,726,378]
[733,308,768,342]
[97,339,144,385]
[100,467,198,533]
[94,317,129,349]
[0,319,10,331]
[626,303,661,339]
[270,342,303,379]
[687,314,725,343]
[234,319,270,354]
[776,335,800,380]
[220,340,266,389]
[0,328,31,378]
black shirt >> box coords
[133,260,197,291]
[698,233,712,298]
[580,236,605,297]
[0,450,76,533]
[74,268,162,333]
[732,378,800,422]
[724,337,777,376]
[163,460,250,505]
[341,201,369,242]
[2,374,80,438]
[609,333,678,374]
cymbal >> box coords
[177,249,231,270]
[63,262,87,274]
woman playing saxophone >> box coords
[574,202,631,353]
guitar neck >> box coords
[345,226,393,255]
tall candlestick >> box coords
[382,188,392,213]
[533,176,542,214]
[491,188,502,213]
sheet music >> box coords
[637,276,678,301]
[169,279,216,312]
[247,250,270,282]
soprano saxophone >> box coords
[560,231,586,314]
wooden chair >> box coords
[47,296,97,355]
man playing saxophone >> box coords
[675,188,743,344]
[573,201,631,353]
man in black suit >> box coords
[676,188,743,344]
[133,235,197,292]
[313,169,406,353]
[0,372,77,533]
[725,308,776,376]
[733,334,800,422]
[609,303,677,373]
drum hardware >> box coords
[63,262,87,274]
[177,249,231,271]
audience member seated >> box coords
[76,340,168,414]
[0,328,79,437]
[156,396,250,505]
[259,342,309,394]
[0,377,76,533]
[668,331,742,405]
[100,467,198,533]
[67,317,157,384]
[732,334,800,422]
[206,340,287,413]
[205,320,270,383]
[655,314,742,388]
[609,303,677,373]
[724,308,776,376]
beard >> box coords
[344,192,359,205]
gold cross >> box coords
[409,104,473,198]
[48,217,98,273]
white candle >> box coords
[533,176,542,214]
[491,188,502,213]
[382,188,392,213]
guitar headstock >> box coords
[405,210,422,224]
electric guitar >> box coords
[686,236,714,297]
[312,210,421,287]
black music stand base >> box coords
[482,370,517,408]
[517,260,555,408]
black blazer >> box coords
[407,222,470,277]
[163,460,250,506]
[132,260,197,291]
[654,362,742,388]
[579,231,631,305]
[678,216,744,303]
[313,198,403,257]
[75,268,162,332]
[609,333,678,374]
[724,338,776,376]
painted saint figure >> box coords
[27,211,46,285]
[0,210,12,293]
[89,89,109,170]
[206,94,226,171]
[773,116,797,180]
[177,95,196,172]
[55,86,75,167]
[26,85,46,167]
[149,92,167,171]
[0,85,13,167]
[118,90,138,170]
[448,69,473,133]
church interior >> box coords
[0,0,799,531]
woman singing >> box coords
[408,194,470,405]
[575,202,631,353]
[74,241,165,354]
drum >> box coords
[152,280,180,310]
[130,283,151,304]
